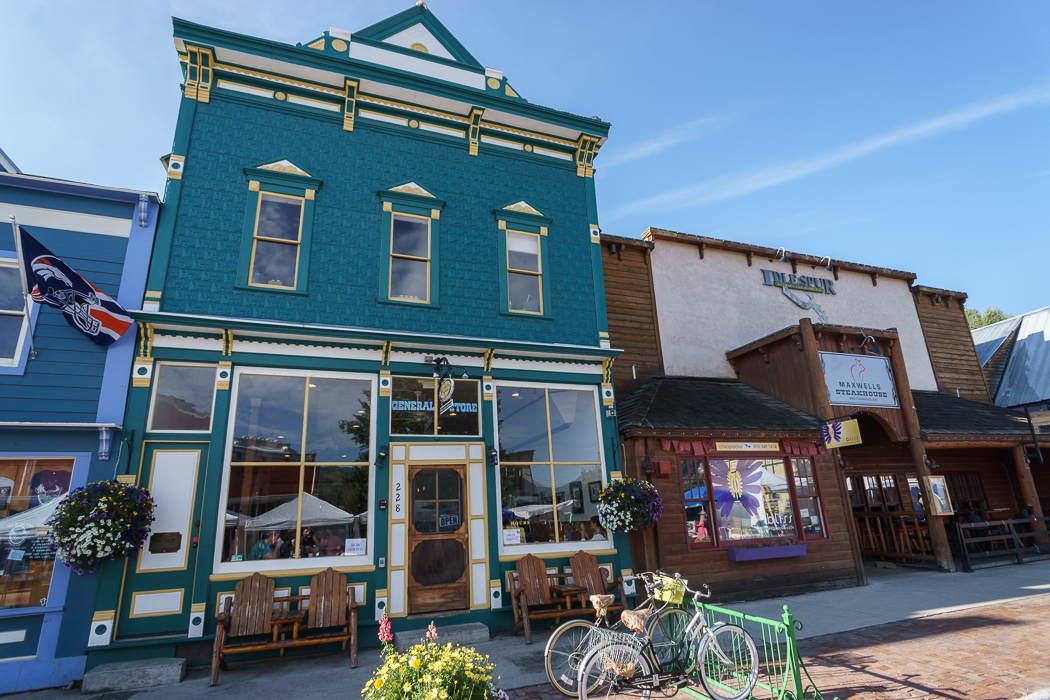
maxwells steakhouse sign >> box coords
[818,351,899,409]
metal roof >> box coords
[988,306,1050,408]
[972,315,1022,367]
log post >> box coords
[1012,444,1048,544]
[798,318,867,585]
[886,338,955,572]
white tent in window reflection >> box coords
[244,493,365,531]
[509,499,575,520]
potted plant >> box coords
[596,478,663,534]
[48,480,155,574]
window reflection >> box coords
[223,372,373,563]
[710,459,797,542]
[149,364,216,431]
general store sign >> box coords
[822,419,862,448]
[819,351,899,409]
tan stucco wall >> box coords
[649,241,938,391]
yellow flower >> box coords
[403,684,412,692]
[374,678,384,689]
[411,657,421,669]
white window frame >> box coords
[146,362,219,433]
[0,257,30,368]
[211,366,377,576]
[491,380,609,558]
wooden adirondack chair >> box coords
[297,568,359,668]
[211,572,289,686]
[509,554,592,644]
[569,551,627,619]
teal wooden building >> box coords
[87,5,623,667]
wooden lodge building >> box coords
[602,228,1047,600]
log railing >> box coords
[855,513,935,562]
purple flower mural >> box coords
[710,460,764,519]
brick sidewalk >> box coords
[507,593,1050,700]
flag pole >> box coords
[10,215,37,359]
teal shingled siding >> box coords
[0,226,126,422]
[161,98,600,345]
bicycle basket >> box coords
[653,575,687,604]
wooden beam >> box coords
[746,251,753,267]
[1012,444,1048,543]
[698,242,705,259]
[870,271,879,287]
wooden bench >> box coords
[508,553,593,644]
[210,568,358,686]
[569,550,627,619]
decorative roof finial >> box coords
[416,1,428,6]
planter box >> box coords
[728,543,807,562]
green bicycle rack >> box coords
[682,602,836,700]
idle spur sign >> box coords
[818,351,899,409]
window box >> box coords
[727,543,807,562]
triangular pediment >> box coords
[354,5,482,68]
[256,160,312,177]
[389,182,434,197]
[503,201,543,216]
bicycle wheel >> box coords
[646,606,693,672]
[577,641,653,700]
[697,624,759,700]
[544,619,599,696]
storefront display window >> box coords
[0,458,73,608]
[679,454,826,549]
[148,363,217,431]
[390,377,480,436]
[221,372,372,564]
[497,386,604,546]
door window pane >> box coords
[251,240,298,287]
[257,194,302,241]
[232,375,306,461]
[412,469,462,535]
[149,364,216,431]
[508,272,541,313]
[710,459,797,541]
[548,390,599,463]
[496,387,550,462]
[0,458,73,609]
[306,378,371,463]
[391,215,429,257]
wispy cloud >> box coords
[598,114,730,169]
[607,84,1050,220]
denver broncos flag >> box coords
[18,226,133,346]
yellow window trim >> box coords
[388,211,431,303]
[247,190,305,291]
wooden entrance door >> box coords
[407,466,469,614]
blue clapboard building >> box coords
[84,4,626,669]
[0,147,159,692]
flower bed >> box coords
[48,480,155,574]
[596,478,663,533]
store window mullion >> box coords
[293,380,312,559]
[543,388,559,542]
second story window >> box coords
[389,214,431,303]
[235,161,321,296]
[0,259,29,365]
[506,230,542,313]
[250,193,304,290]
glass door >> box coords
[407,466,468,614]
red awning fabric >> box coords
[782,440,827,456]
[661,438,672,452]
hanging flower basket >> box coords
[597,478,663,533]
[48,480,155,574]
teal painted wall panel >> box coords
[160,99,600,346]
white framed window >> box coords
[147,362,218,432]
[0,258,30,366]
[492,381,609,557]
[212,366,377,575]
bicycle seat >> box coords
[590,594,615,609]
[620,608,652,633]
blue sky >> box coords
[2,1,1047,314]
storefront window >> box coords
[390,377,480,436]
[0,458,73,608]
[680,455,826,548]
[148,363,217,431]
[222,373,372,563]
[497,386,604,546]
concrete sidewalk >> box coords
[13,560,1050,699]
